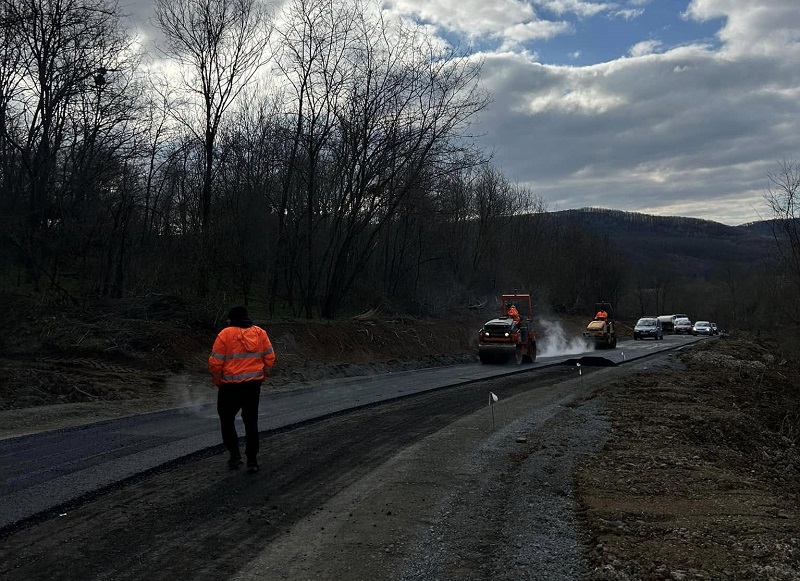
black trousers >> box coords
[217,380,261,460]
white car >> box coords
[692,321,714,336]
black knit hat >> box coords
[227,306,248,322]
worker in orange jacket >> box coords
[209,306,275,472]
[507,303,521,325]
[595,310,608,320]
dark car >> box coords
[693,321,714,336]
[633,317,663,340]
[674,318,693,335]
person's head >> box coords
[227,306,248,323]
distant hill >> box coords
[550,208,775,275]
[739,220,777,237]
[738,218,800,239]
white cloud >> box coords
[628,39,661,56]
[384,0,542,38]
[683,0,800,57]
[611,8,644,20]
[531,0,614,18]
[501,19,573,47]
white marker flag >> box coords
[490,392,499,404]
[576,362,582,376]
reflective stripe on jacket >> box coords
[209,325,276,387]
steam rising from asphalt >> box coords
[536,318,593,357]
[167,373,216,415]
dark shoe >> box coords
[228,456,243,469]
[246,459,259,473]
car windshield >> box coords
[676,319,690,325]
[636,319,656,326]
[695,322,710,327]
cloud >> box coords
[472,26,799,223]
[458,0,798,224]
[611,8,644,20]
[683,0,800,57]
[628,39,661,56]
[384,0,545,39]
[531,0,614,18]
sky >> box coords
[127,0,800,226]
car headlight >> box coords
[504,332,510,337]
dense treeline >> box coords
[0,0,791,328]
[0,0,628,320]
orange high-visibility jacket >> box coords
[209,325,275,387]
[508,306,521,324]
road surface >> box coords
[0,335,703,532]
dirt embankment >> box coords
[0,295,503,435]
[577,334,800,579]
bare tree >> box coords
[268,0,354,315]
[764,159,800,323]
[0,12,23,215]
[0,0,137,289]
[154,0,272,295]
[318,5,489,317]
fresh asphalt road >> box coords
[0,334,705,531]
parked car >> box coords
[674,318,693,335]
[692,321,714,336]
[711,323,719,335]
[633,317,663,340]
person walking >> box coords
[209,306,275,473]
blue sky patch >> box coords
[532,3,725,65]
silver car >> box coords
[633,317,663,340]
[692,321,714,336]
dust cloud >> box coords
[536,318,592,357]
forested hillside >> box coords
[553,208,774,274]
